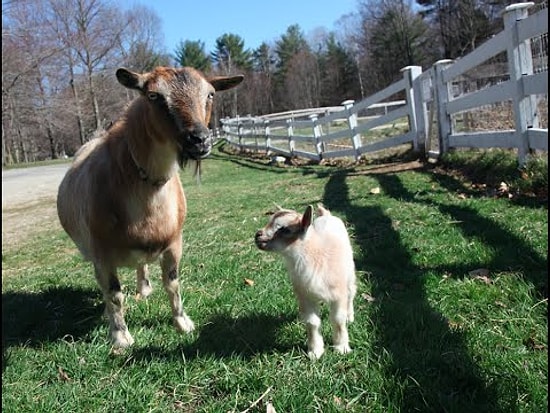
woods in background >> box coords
[2,0,543,164]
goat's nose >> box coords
[188,131,209,144]
[255,230,262,238]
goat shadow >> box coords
[131,311,297,363]
[2,286,103,372]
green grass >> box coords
[2,143,547,412]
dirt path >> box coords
[2,164,69,249]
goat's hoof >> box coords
[137,283,153,299]
[111,330,135,348]
[307,347,325,360]
[334,343,352,354]
[174,315,195,333]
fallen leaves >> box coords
[361,293,376,303]
[58,366,71,382]
[468,268,492,284]
[524,336,546,351]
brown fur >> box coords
[57,66,243,348]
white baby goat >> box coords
[255,204,357,359]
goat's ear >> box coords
[116,68,146,91]
[209,75,244,91]
[301,205,313,229]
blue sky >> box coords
[122,0,360,55]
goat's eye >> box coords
[147,91,159,101]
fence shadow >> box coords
[400,171,547,296]
[322,170,506,413]
[2,286,103,372]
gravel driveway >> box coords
[2,163,69,248]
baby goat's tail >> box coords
[316,203,331,216]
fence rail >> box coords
[221,2,548,166]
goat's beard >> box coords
[177,151,202,180]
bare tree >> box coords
[284,50,321,109]
[48,0,126,135]
[2,0,65,163]
[119,5,169,72]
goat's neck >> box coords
[282,228,320,263]
[125,100,179,187]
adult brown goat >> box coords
[57,66,243,348]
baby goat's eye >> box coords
[147,91,159,101]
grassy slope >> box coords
[2,144,547,413]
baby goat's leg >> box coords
[330,299,351,354]
[94,263,134,348]
[160,241,195,333]
[297,294,324,360]
[347,281,357,323]
[136,264,153,298]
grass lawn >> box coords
[2,143,547,412]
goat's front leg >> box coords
[136,264,153,298]
[160,242,195,333]
[94,263,134,348]
[296,293,324,360]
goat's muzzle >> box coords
[179,129,213,161]
[254,230,270,250]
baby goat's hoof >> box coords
[307,347,325,360]
[334,343,352,354]
[111,329,135,348]
[174,314,195,333]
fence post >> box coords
[251,116,259,152]
[433,59,454,156]
[264,120,271,155]
[342,99,361,162]
[309,114,323,160]
[236,115,243,151]
[503,2,538,166]
[401,66,423,153]
[286,118,295,156]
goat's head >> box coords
[255,205,313,252]
[116,66,244,165]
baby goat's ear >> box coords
[301,205,313,229]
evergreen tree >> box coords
[318,32,359,105]
[173,40,211,72]
[211,33,253,72]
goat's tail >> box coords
[316,203,331,216]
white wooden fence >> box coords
[221,2,548,166]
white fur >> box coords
[255,204,357,359]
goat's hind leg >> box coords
[95,264,134,348]
[330,299,351,354]
[347,279,357,323]
[160,244,195,333]
[136,264,153,298]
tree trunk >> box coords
[68,60,85,145]
[88,67,101,131]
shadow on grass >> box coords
[410,172,547,296]
[322,171,508,413]
[2,286,102,372]
[131,312,296,362]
